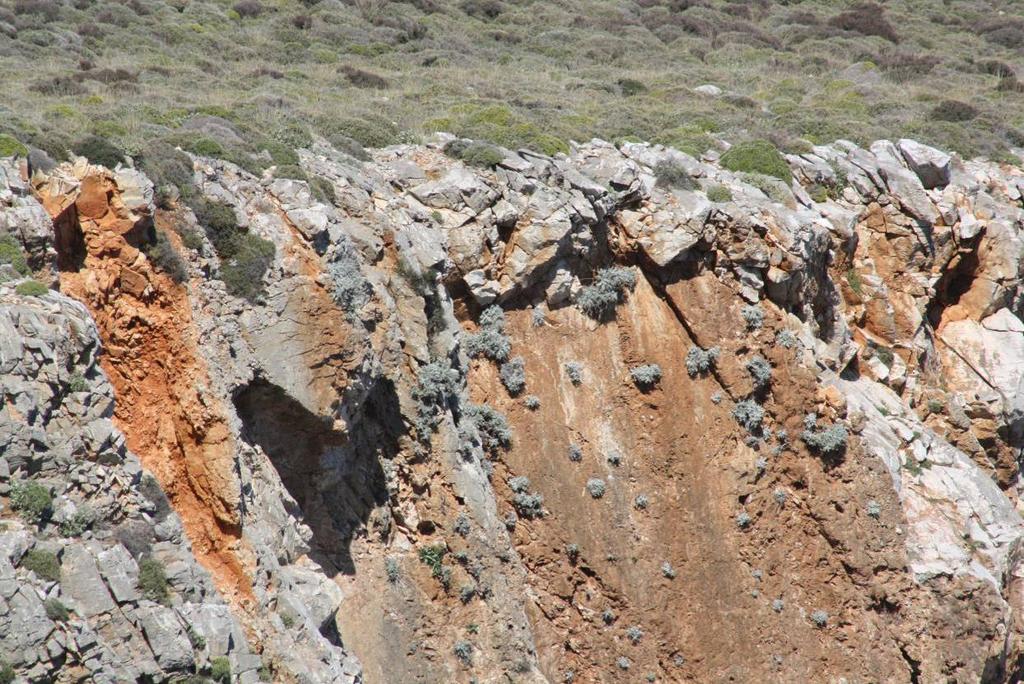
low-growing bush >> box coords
[828,2,898,43]
[801,414,848,457]
[930,100,979,123]
[211,656,231,683]
[634,494,648,509]
[72,135,124,168]
[44,598,69,622]
[630,364,662,390]
[654,159,695,190]
[706,184,732,202]
[453,639,474,665]
[385,557,400,583]
[741,304,764,330]
[138,557,170,604]
[524,395,540,410]
[464,403,512,451]
[720,140,792,183]
[0,234,30,275]
[15,280,49,297]
[733,399,764,432]
[59,507,95,537]
[0,134,28,157]
[21,549,60,582]
[221,233,275,302]
[0,660,13,684]
[144,230,187,283]
[661,561,676,579]
[577,267,637,320]
[328,244,371,316]
[11,480,52,525]
[465,305,510,361]
[586,478,606,499]
[810,610,828,627]
[499,356,526,395]
[341,65,388,89]
[745,356,771,390]
[626,625,643,644]
[564,361,583,386]
[443,139,504,168]
[685,346,719,377]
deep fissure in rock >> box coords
[233,377,398,575]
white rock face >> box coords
[898,138,952,189]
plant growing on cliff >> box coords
[21,549,60,582]
[0,660,13,684]
[810,610,828,627]
[211,657,232,683]
[685,345,719,377]
[143,229,188,284]
[586,478,606,498]
[524,395,540,410]
[576,267,637,320]
[564,361,584,386]
[11,480,52,525]
[385,557,400,583]
[745,355,772,391]
[499,356,526,395]
[453,640,474,665]
[654,159,695,190]
[15,280,49,297]
[866,500,882,519]
[465,305,511,362]
[720,140,792,183]
[706,184,733,202]
[444,139,504,168]
[741,304,764,330]
[630,364,662,390]
[328,242,372,317]
[634,494,649,510]
[43,598,69,622]
[733,400,765,432]
[418,544,448,580]
[138,557,170,604]
[801,415,848,457]
[59,507,95,537]
[463,403,512,452]
[0,234,30,276]
[661,561,677,579]
[626,625,644,644]
[413,360,460,438]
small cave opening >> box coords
[233,377,400,576]
[926,248,980,328]
[52,203,86,273]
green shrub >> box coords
[138,141,196,208]
[15,280,49,297]
[72,135,124,168]
[706,185,732,202]
[220,233,275,302]
[21,549,60,582]
[44,598,70,622]
[309,176,336,204]
[10,480,52,525]
[0,134,28,157]
[0,660,12,684]
[138,557,170,603]
[272,164,308,181]
[930,100,979,123]
[329,117,399,149]
[0,234,30,275]
[144,230,188,283]
[654,160,695,190]
[443,139,504,168]
[211,656,231,683]
[720,140,792,183]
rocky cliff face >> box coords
[2,132,1024,682]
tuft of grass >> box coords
[0,134,28,157]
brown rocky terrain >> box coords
[2,132,1024,683]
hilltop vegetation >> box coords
[1,0,1023,167]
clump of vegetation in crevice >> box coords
[577,267,637,320]
[465,304,511,361]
